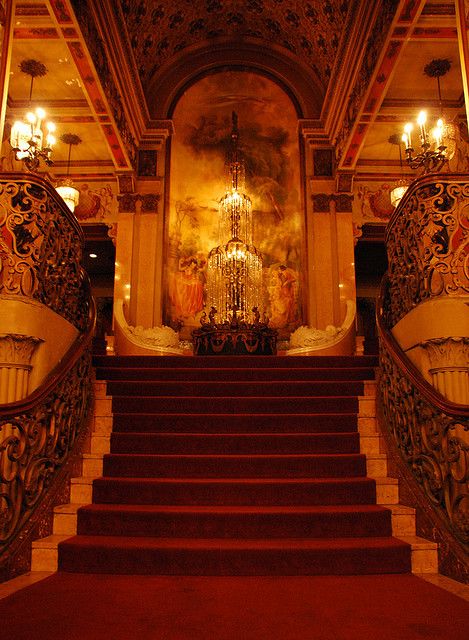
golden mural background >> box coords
[164,71,305,338]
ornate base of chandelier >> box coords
[192,314,277,356]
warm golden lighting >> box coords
[10,59,55,172]
[205,113,263,324]
[55,180,80,212]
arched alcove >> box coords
[163,69,306,340]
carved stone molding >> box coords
[0,334,42,367]
[312,193,353,213]
[0,334,43,403]
[420,336,469,404]
[117,193,160,214]
[421,336,469,369]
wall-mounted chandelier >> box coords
[10,59,56,172]
[402,58,456,174]
[56,133,82,212]
[205,112,263,324]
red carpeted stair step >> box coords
[111,412,359,433]
[92,354,379,369]
[102,453,367,478]
[109,432,360,455]
[58,535,410,575]
[58,353,412,577]
[106,380,364,397]
[111,396,359,414]
[92,476,378,506]
[76,504,393,538]
[96,366,376,381]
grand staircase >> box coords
[46,354,417,576]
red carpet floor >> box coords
[1,572,469,639]
[59,355,411,575]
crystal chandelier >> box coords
[10,59,56,172]
[56,133,81,212]
[402,58,456,174]
[206,113,263,323]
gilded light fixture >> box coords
[389,134,409,208]
[402,58,456,173]
[205,112,263,324]
[10,59,56,172]
[56,133,82,212]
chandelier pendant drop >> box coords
[206,112,263,324]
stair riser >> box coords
[102,455,368,478]
[76,510,392,539]
[97,368,376,382]
[106,381,365,397]
[58,545,410,575]
[109,433,360,455]
[112,413,359,433]
[111,397,359,414]
[93,355,379,369]
[92,479,378,506]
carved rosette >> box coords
[0,334,43,403]
[421,337,469,405]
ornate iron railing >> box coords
[378,276,469,545]
[385,174,469,327]
[0,173,95,577]
[0,173,91,332]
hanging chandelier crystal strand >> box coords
[206,112,263,324]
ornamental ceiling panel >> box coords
[119,0,356,91]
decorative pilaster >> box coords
[420,337,469,405]
[0,333,43,403]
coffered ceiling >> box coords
[3,0,467,185]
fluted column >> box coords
[0,333,43,403]
[420,337,469,405]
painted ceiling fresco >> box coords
[119,0,357,91]
[164,70,304,338]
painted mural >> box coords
[164,71,304,338]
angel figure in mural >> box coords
[169,255,205,319]
[267,264,298,328]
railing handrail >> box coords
[0,269,95,418]
[377,274,469,419]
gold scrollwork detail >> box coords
[379,324,469,544]
[0,177,90,332]
[386,176,469,326]
[0,348,92,546]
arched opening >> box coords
[163,69,307,341]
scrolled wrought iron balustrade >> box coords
[0,173,90,332]
[385,174,469,327]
